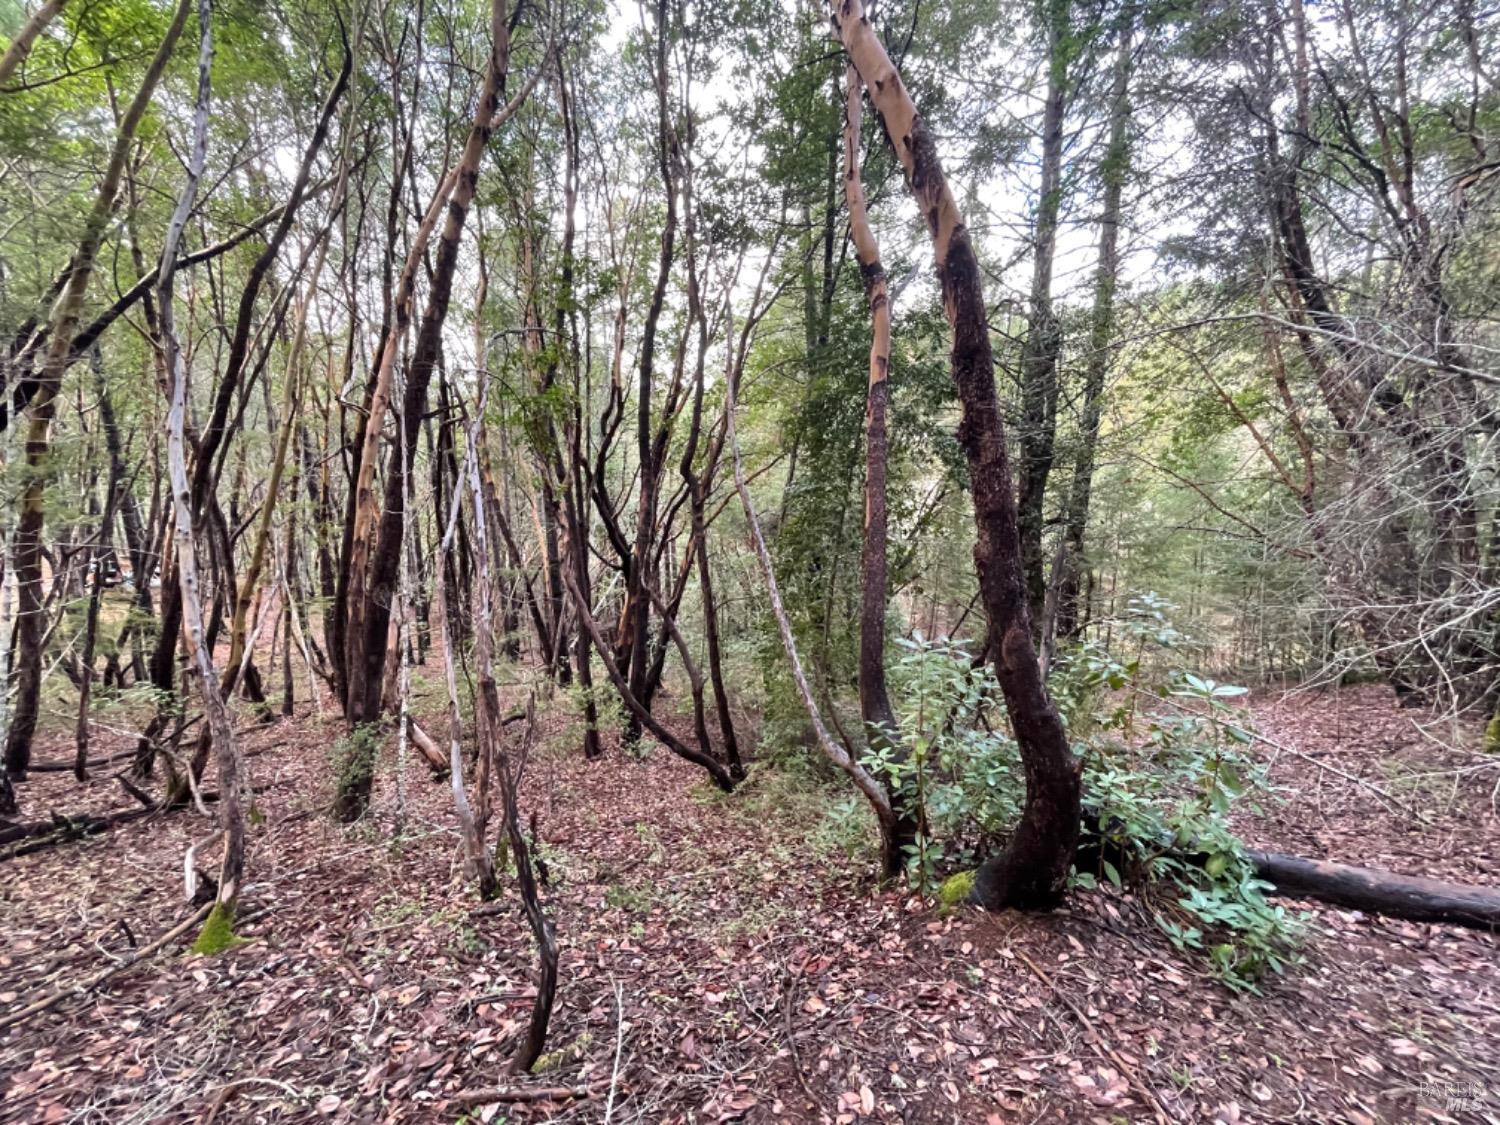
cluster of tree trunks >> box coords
[3,0,1496,1006]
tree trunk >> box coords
[1016,0,1069,629]
[620,0,680,745]
[725,252,897,844]
[74,357,125,781]
[6,0,192,781]
[1057,12,1131,642]
[342,0,532,743]
[832,0,1082,909]
[158,0,247,952]
[845,64,922,876]
[0,0,68,87]
[138,40,344,779]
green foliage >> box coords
[721,758,877,865]
[868,597,1304,991]
[1057,599,1305,991]
[862,635,1022,886]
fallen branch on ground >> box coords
[449,1082,608,1108]
[0,903,212,1033]
[0,806,155,851]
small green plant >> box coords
[872,596,1304,991]
[604,882,652,913]
[861,635,1023,891]
[561,679,623,755]
[937,869,976,915]
[190,901,249,956]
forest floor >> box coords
[1,678,1498,1124]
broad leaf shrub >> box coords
[866,595,1304,991]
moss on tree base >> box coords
[938,870,977,915]
[191,901,246,955]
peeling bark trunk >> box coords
[832,0,1081,908]
[845,64,921,876]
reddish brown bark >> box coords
[845,64,921,875]
[832,0,1082,908]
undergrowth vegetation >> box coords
[864,595,1305,990]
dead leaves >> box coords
[2,691,1497,1122]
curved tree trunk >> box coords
[157,0,248,951]
[831,0,1082,908]
[5,0,192,781]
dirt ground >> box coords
[1,681,1497,1123]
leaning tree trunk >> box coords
[0,0,69,87]
[724,261,901,859]
[5,0,192,782]
[831,0,1082,909]
[341,0,543,750]
[158,0,247,952]
[138,41,344,781]
[845,63,922,875]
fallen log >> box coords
[0,806,155,851]
[1079,808,1500,931]
[1248,851,1500,931]
[408,719,450,775]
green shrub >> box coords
[866,595,1304,991]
